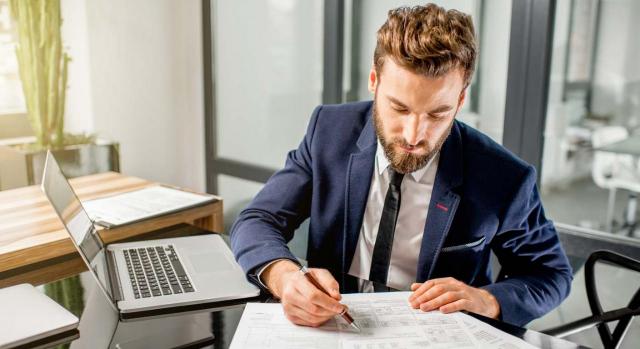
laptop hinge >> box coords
[105,250,124,302]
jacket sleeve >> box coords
[482,166,573,326]
[229,106,322,290]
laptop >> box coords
[0,283,79,349]
[40,151,260,320]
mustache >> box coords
[391,138,428,149]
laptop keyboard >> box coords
[123,245,195,299]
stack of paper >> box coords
[230,292,539,349]
[82,185,215,227]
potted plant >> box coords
[0,0,119,191]
[3,0,118,325]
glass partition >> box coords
[540,0,640,240]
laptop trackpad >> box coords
[188,252,233,273]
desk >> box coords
[0,171,223,288]
[73,281,588,348]
[594,135,640,157]
[62,225,586,349]
[81,297,590,349]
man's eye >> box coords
[392,106,408,113]
[429,113,445,119]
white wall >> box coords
[61,0,206,192]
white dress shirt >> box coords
[347,141,439,291]
[258,141,438,292]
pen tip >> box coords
[350,322,361,332]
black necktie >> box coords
[369,168,404,288]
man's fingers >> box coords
[288,280,337,316]
[285,313,313,327]
[419,291,463,312]
[281,284,332,326]
[407,278,499,319]
[410,283,421,291]
[411,283,456,308]
[409,280,433,301]
[439,299,470,314]
[308,268,341,300]
[296,295,339,317]
[284,303,332,327]
[296,276,344,314]
[409,277,455,300]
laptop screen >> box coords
[41,151,115,303]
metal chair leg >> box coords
[606,188,616,233]
[625,193,638,237]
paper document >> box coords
[230,292,538,349]
[82,185,215,227]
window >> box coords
[541,0,640,239]
[0,0,25,114]
[345,0,510,144]
[0,0,31,140]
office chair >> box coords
[542,250,640,349]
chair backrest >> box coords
[592,126,631,188]
[543,227,640,347]
[584,250,640,349]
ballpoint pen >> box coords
[299,265,361,332]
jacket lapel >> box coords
[342,109,376,280]
[416,121,464,282]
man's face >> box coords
[369,58,467,174]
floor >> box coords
[542,177,640,237]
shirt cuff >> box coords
[255,258,291,290]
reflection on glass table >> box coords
[70,271,588,349]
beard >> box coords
[372,98,453,174]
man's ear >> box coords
[457,88,467,112]
[368,65,378,94]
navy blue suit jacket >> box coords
[230,101,572,326]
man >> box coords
[230,4,572,328]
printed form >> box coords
[230,292,539,349]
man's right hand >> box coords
[261,260,345,327]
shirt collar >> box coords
[376,141,439,183]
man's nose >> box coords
[402,114,425,146]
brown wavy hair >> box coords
[374,4,477,88]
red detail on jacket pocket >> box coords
[436,203,448,212]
